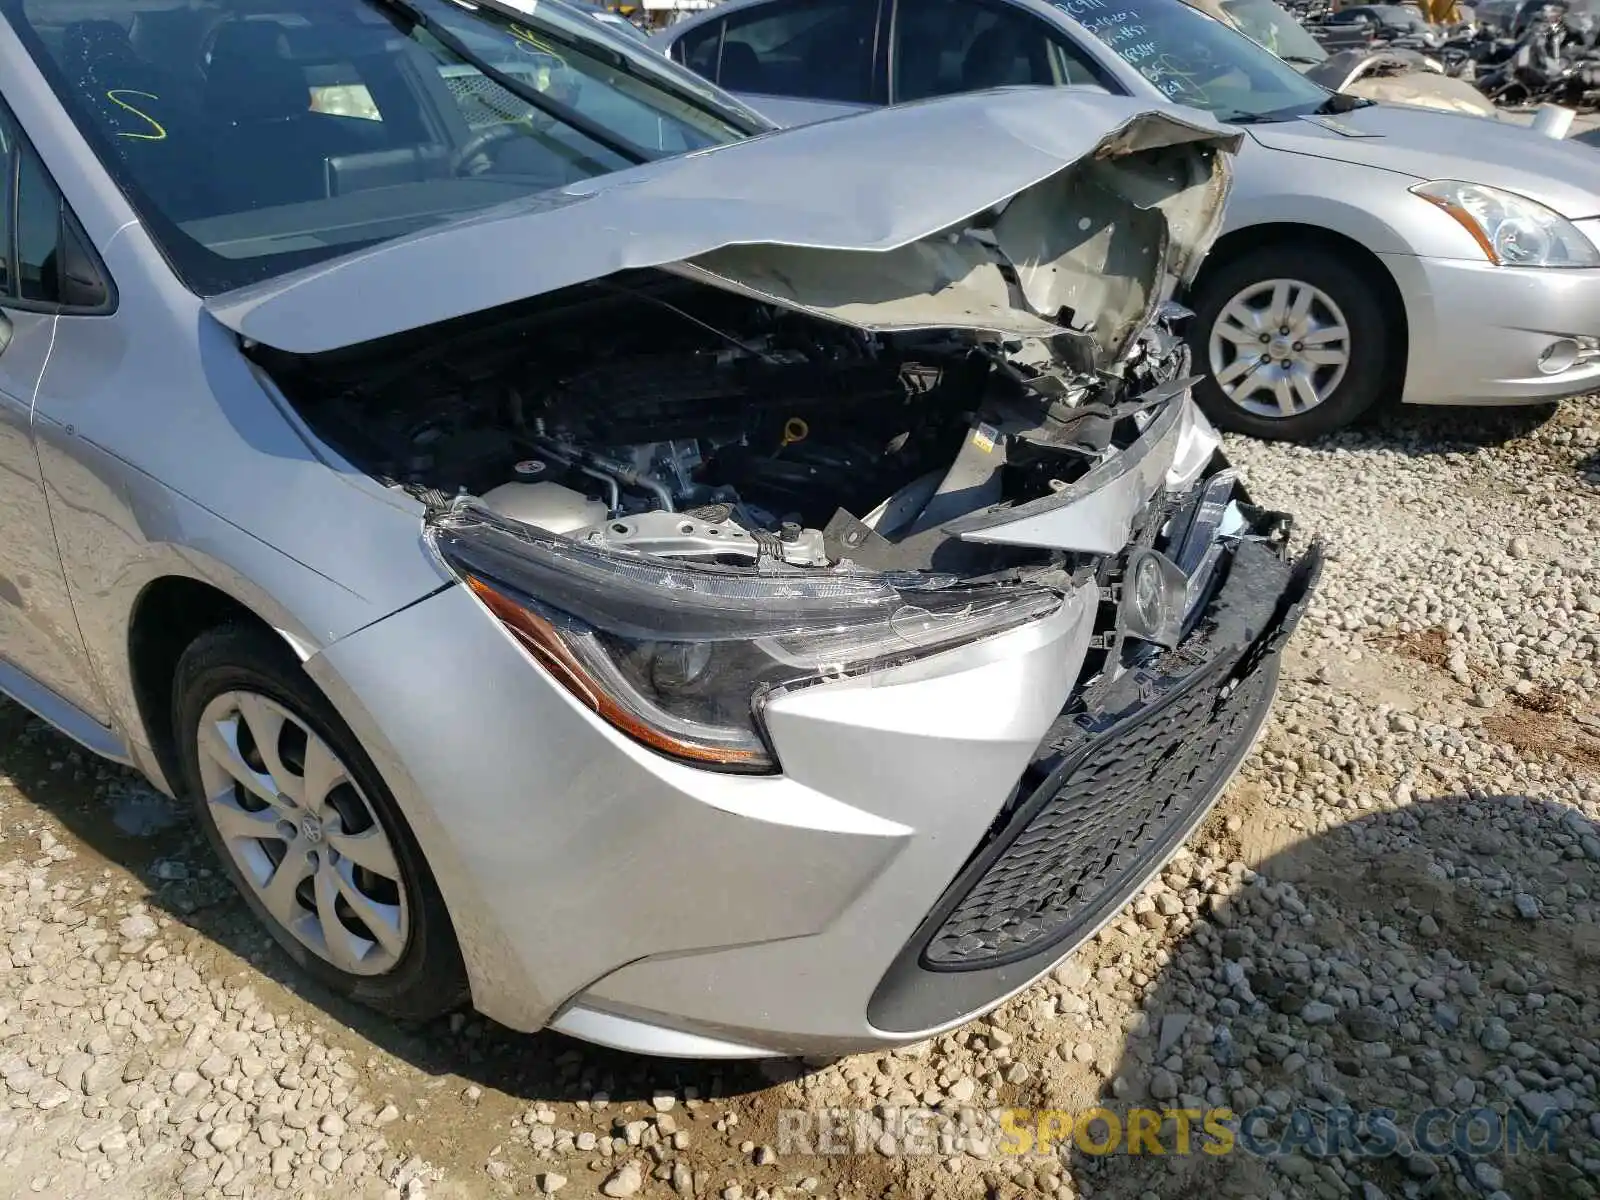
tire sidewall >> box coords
[173,627,463,1020]
[1189,247,1392,442]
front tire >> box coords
[1188,246,1393,441]
[173,624,466,1021]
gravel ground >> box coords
[0,398,1592,1200]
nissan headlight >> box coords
[429,505,1062,773]
[1412,180,1600,268]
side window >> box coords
[18,145,63,304]
[892,0,1093,103]
[0,98,111,312]
[675,19,725,81]
[0,110,13,296]
[718,0,879,102]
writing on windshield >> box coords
[1050,0,1328,118]
[1053,0,1206,102]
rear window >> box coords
[11,0,754,294]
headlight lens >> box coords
[1411,180,1600,268]
[430,504,1062,773]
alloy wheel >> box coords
[195,690,409,976]
[1206,279,1352,419]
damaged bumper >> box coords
[553,501,1318,1056]
[312,448,1316,1057]
[869,533,1321,1034]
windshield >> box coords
[1051,0,1330,117]
[7,0,758,294]
[1219,0,1330,61]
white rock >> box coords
[601,1162,643,1197]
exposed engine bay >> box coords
[266,271,1199,575]
[217,92,1298,778]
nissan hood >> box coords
[205,89,1238,368]
[1246,101,1600,217]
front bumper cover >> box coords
[869,534,1322,1033]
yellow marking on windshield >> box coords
[106,90,167,140]
[510,23,558,56]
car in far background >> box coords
[657,0,1600,441]
[1191,0,1501,115]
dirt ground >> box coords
[0,399,1593,1200]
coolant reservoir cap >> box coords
[513,459,547,478]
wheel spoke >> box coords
[1286,283,1315,330]
[301,737,350,816]
[1303,347,1348,367]
[1221,301,1264,336]
[207,795,283,844]
[1224,364,1266,400]
[333,863,405,958]
[313,863,365,972]
[199,719,283,811]
[1301,324,1348,347]
[326,823,399,880]
[1215,355,1259,385]
[1213,318,1257,346]
[236,694,299,806]
[1266,281,1291,326]
[1290,368,1322,411]
[258,851,313,929]
[1273,375,1299,416]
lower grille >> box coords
[921,649,1275,969]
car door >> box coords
[670,0,888,125]
[0,97,110,725]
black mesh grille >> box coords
[921,649,1273,969]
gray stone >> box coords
[601,1162,643,1198]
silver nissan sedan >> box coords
[0,0,1316,1057]
[658,0,1600,441]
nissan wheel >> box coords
[1188,246,1393,441]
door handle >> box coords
[0,311,11,358]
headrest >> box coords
[206,21,308,123]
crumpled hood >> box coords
[206,89,1238,365]
[1246,102,1600,216]
[1341,72,1499,117]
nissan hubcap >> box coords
[1208,279,1351,419]
[196,691,409,976]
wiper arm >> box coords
[1280,54,1326,63]
[1315,91,1376,113]
[367,0,649,166]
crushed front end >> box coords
[261,94,1318,1053]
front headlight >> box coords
[429,504,1062,773]
[1411,180,1600,268]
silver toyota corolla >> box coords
[659,0,1600,442]
[0,0,1316,1058]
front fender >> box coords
[1224,144,1479,260]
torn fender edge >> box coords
[941,385,1199,555]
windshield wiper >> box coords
[1315,92,1375,113]
[1213,109,1288,124]
[366,0,650,166]
[1280,54,1325,64]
